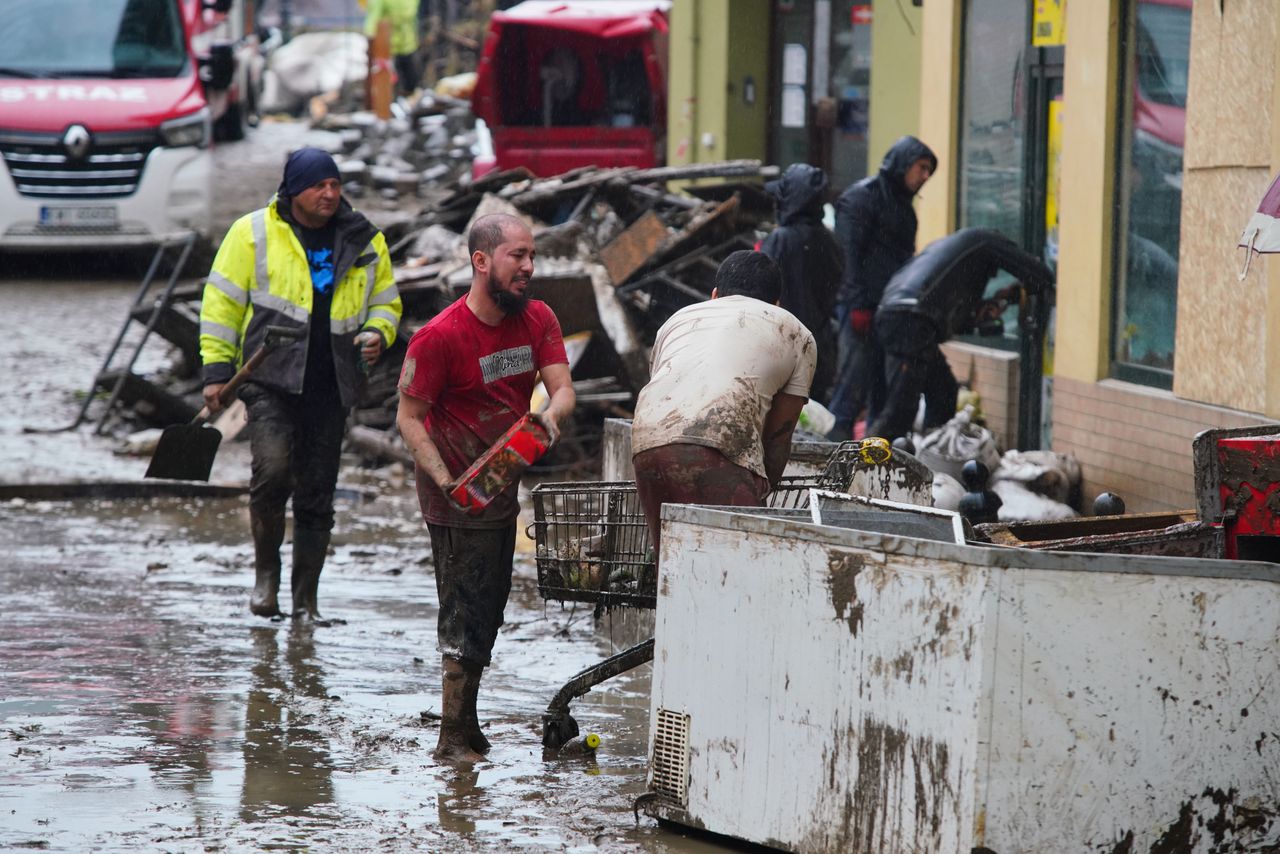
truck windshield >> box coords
[0,0,188,78]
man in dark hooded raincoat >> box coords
[760,163,843,402]
[827,135,937,440]
[867,228,1054,442]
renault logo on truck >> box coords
[62,125,91,161]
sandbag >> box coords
[992,479,1077,522]
[992,449,1081,506]
[914,407,1000,482]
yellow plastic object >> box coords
[584,732,601,750]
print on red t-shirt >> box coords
[400,297,568,528]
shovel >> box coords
[145,325,302,481]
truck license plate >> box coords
[39,205,118,227]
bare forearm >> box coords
[396,407,453,488]
[545,385,576,426]
[763,431,794,488]
[761,392,806,488]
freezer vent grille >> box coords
[650,708,690,805]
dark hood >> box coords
[766,163,829,225]
[879,135,937,195]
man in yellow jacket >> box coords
[200,147,402,623]
[364,0,421,96]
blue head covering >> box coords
[279,147,341,197]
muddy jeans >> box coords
[428,523,517,667]
[241,383,348,533]
[633,444,768,558]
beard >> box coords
[490,274,529,314]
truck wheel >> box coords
[214,102,247,142]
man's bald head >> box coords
[468,213,531,263]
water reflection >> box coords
[240,625,335,818]
[436,767,481,836]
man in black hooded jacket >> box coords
[760,163,843,401]
[827,135,937,440]
[867,228,1054,442]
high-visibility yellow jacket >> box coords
[364,0,421,57]
[199,197,402,408]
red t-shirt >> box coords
[399,297,568,528]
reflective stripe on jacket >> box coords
[198,196,402,408]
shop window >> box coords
[956,0,1030,351]
[1112,0,1190,386]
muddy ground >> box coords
[0,122,725,852]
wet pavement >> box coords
[0,123,725,852]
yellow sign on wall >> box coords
[1033,0,1066,47]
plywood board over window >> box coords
[1183,0,1276,170]
[1174,166,1273,412]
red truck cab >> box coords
[471,0,670,178]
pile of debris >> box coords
[316,90,482,208]
[97,151,782,477]
[342,156,782,470]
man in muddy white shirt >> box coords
[630,250,816,555]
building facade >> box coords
[671,0,1276,512]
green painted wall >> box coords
[868,1,923,168]
[667,0,771,166]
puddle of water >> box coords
[0,487,730,853]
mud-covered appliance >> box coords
[643,492,1280,852]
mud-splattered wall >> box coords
[1175,0,1278,412]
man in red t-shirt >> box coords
[396,213,575,763]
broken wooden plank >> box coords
[95,370,199,425]
[600,211,669,286]
[506,168,632,208]
[629,160,779,183]
[657,195,741,261]
[625,183,700,210]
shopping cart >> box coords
[529,471,844,748]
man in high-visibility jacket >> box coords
[199,147,402,623]
[364,0,421,96]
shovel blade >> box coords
[145,423,223,481]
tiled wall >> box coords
[940,341,1020,451]
[1052,377,1270,513]
[937,343,1273,513]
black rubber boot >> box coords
[434,656,486,764]
[249,506,286,618]
[290,527,330,622]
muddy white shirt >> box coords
[631,295,817,478]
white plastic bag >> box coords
[799,399,836,438]
[913,406,1000,482]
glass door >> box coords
[1020,45,1063,450]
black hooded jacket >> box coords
[760,164,843,345]
[877,228,1054,347]
[834,135,937,311]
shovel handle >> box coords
[196,339,280,423]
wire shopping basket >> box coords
[530,474,835,609]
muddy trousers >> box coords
[427,523,517,667]
[633,444,768,559]
[428,523,516,763]
[242,383,348,618]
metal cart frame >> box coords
[529,440,883,747]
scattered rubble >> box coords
[96,95,783,478]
